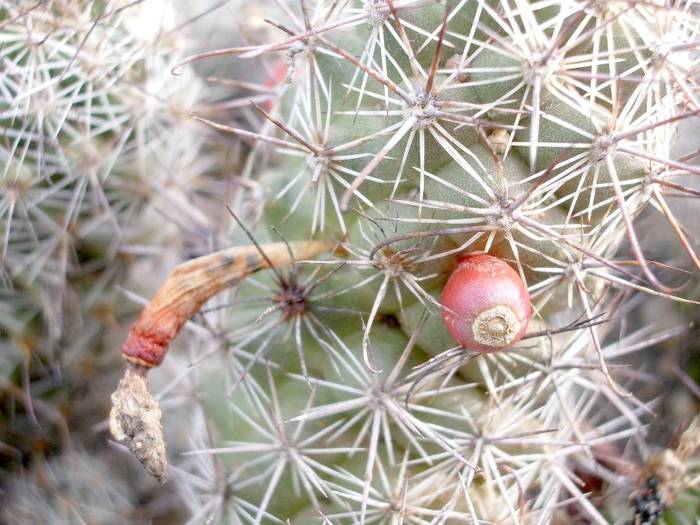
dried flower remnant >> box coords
[110,240,331,480]
[109,364,167,483]
[121,241,332,368]
[630,415,700,523]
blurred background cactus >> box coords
[2,0,700,523]
[0,0,226,520]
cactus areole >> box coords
[440,254,531,353]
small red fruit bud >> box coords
[440,254,531,353]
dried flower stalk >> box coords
[122,240,332,367]
[110,240,332,482]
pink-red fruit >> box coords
[440,254,531,353]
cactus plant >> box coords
[103,0,700,523]
[2,0,700,524]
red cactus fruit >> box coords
[440,254,531,353]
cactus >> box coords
[2,0,700,524]
[114,1,699,522]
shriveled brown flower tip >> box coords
[109,364,168,484]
